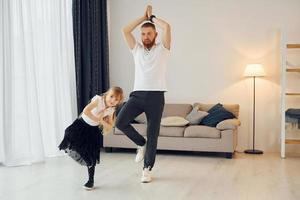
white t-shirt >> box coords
[131,42,170,91]
[81,95,115,126]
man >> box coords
[115,5,171,183]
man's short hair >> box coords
[141,22,156,30]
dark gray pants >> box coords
[115,90,165,170]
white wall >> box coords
[108,0,300,153]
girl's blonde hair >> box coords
[99,86,124,135]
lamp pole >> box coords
[245,75,263,154]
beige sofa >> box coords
[103,103,241,158]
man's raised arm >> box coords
[148,6,171,50]
[122,6,149,49]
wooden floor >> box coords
[0,150,300,200]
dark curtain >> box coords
[72,0,109,114]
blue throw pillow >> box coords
[200,104,235,127]
[207,103,223,113]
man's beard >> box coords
[142,39,156,50]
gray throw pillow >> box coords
[185,107,209,125]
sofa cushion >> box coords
[114,123,185,137]
[159,126,185,137]
[216,119,241,130]
[194,103,240,118]
[162,104,193,118]
[184,125,221,138]
[185,106,209,125]
[161,116,189,126]
[200,104,236,127]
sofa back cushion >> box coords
[162,104,193,118]
[193,103,240,118]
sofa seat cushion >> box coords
[114,123,185,137]
[159,126,185,137]
[184,125,221,138]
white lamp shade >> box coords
[244,64,266,77]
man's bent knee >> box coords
[115,117,129,130]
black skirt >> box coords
[58,118,103,167]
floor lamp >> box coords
[244,64,266,154]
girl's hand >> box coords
[103,116,110,123]
[96,111,105,122]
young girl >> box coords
[58,86,124,190]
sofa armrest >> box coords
[216,119,241,130]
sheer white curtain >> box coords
[0,0,77,166]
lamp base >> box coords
[244,149,263,154]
